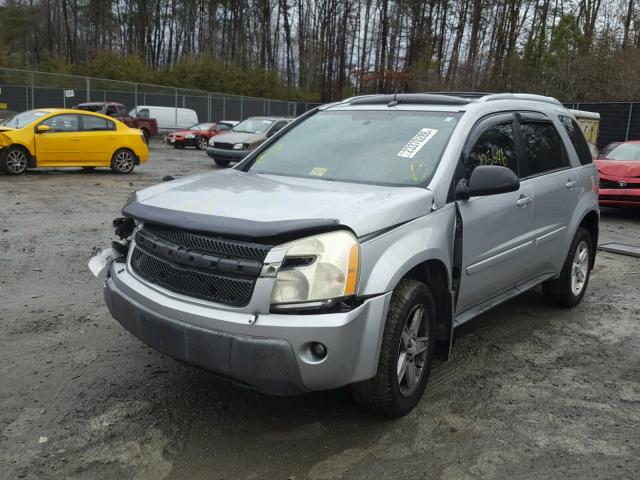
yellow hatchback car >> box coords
[0,108,149,175]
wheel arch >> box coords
[398,259,454,360]
[578,209,599,269]
[5,143,36,168]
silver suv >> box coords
[101,93,599,416]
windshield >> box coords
[233,118,273,134]
[0,110,48,128]
[188,123,212,131]
[244,110,460,187]
[605,143,640,161]
[76,104,102,112]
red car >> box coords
[75,102,158,143]
[166,121,237,150]
[596,141,640,207]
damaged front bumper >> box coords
[103,260,391,395]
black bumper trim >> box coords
[104,280,308,395]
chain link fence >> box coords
[0,68,321,130]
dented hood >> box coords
[596,159,640,178]
[127,169,433,238]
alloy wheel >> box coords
[397,304,429,397]
[115,150,134,172]
[6,149,27,174]
[571,240,589,296]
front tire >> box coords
[214,158,230,168]
[197,137,209,150]
[1,146,29,175]
[351,279,436,417]
[110,148,136,174]
[542,227,593,308]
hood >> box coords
[596,159,640,178]
[129,169,433,238]
[213,131,264,144]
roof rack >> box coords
[426,91,492,99]
[477,93,563,106]
[347,93,470,106]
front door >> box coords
[455,114,535,314]
[35,114,82,165]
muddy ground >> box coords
[1,141,639,480]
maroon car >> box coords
[75,102,158,143]
[166,121,238,149]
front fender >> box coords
[358,203,456,296]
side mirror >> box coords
[456,165,520,200]
[35,124,50,133]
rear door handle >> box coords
[516,195,532,207]
[566,178,577,189]
[71,136,80,141]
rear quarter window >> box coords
[559,115,593,165]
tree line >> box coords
[0,0,639,102]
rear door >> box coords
[77,114,117,164]
[35,114,82,165]
[455,113,535,314]
[516,112,578,277]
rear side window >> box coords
[465,122,518,178]
[559,115,593,165]
[81,115,115,131]
[519,122,569,176]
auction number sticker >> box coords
[397,128,438,159]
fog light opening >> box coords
[310,342,327,360]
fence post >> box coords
[25,87,29,111]
[207,92,211,122]
[240,98,244,120]
[86,77,90,102]
[62,88,66,108]
[134,83,138,108]
[625,103,634,141]
[223,97,226,120]
[174,88,178,128]
[30,72,34,109]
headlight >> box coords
[209,138,216,146]
[185,133,195,139]
[271,230,359,307]
[233,143,245,150]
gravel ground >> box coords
[1,141,639,480]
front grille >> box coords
[600,178,640,189]
[144,224,270,262]
[130,224,271,306]
[213,142,234,150]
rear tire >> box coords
[1,145,29,175]
[542,227,593,308]
[351,279,436,417]
[110,148,136,174]
[214,158,230,168]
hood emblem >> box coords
[618,180,627,187]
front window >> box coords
[1,110,48,128]
[233,118,274,134]
[604,143,640,161]
[244,110,460,187]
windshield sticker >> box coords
[309,167,328,176]
[397,128,438,159]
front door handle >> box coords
[71,136,80,142]
[516,195,532,207]
[566,178,577,189]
